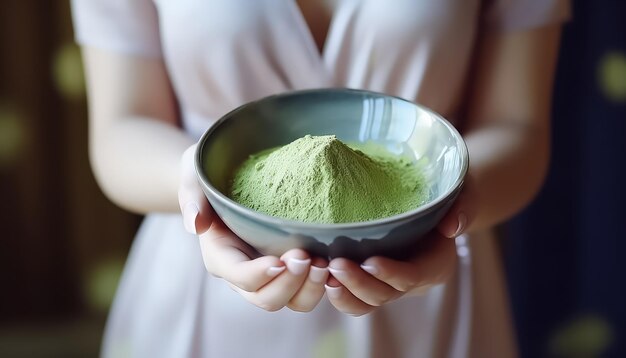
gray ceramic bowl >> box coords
[195,89,468,261]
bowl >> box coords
[195,88,468,261]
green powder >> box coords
[229,135,428,224]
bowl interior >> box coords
[200,89,467,218]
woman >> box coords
[72,1,569,357]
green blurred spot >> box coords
[52,42,86,100]
[598,52,626,102]
[313,328,347,358]
[549,313,613,357]
[85,258,125,312]
[0,103,26,168]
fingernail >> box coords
[454,212,467,237]
[183,202,199,234]
[266,266,286,277]
[286,258,310,275]
[328,267,348,281]
[325,284,342,299]
[360,264,378,276]
[309,266,329,283]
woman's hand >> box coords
[324,179,476,316]
[325,232,457,316]
[178,144,329,312]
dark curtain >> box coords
[505,0,626,357]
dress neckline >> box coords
[286,1,342,69]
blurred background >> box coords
[0,1,624,357]
[0,2,141,357]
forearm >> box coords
[90,117,194,214]
[463,121,549,232]
[454,26,561,234]
[81,46,190,214]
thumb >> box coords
[179,143,214,235]
[436,177,476,238]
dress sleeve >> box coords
[482,0,572,32]
[70,0,162,57]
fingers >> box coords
[234,249,312,312]
[324,277,376,316]
[179,144,213,234]
[327,258,402,308]
[198,222,284,292]
[287,256,329,312]
[199,219,326,312]
[361,235,457,294]
[325,234,457,315]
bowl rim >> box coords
[195,88,469,230]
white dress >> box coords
[71,1,570,357]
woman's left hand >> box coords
[325,178,476,316]
[324,232,457,316]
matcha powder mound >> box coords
[229,135,428,224]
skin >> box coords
[82,17,561,314]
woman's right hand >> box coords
[178,144,329,312]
